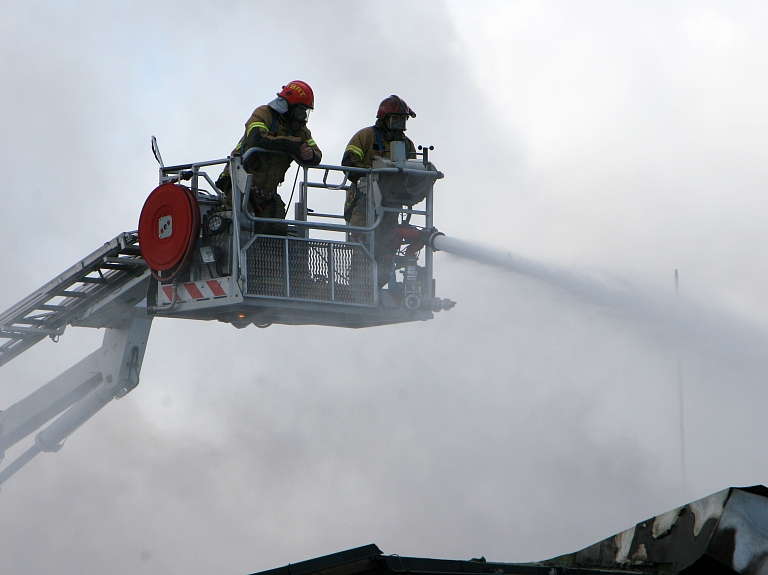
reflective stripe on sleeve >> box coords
[247,121,269,135]
[345,144,364,161]
[307,138,317,147]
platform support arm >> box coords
[0,313,153,487]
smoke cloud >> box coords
[2,2,768,575]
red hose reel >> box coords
[138,183,200,282]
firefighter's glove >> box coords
[299,143,314,161]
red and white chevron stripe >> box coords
[159,278,230,304]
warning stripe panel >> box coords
[206,280,227,297]
[159,278,229,304]
[184,283,204,299]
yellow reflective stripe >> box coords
[247,121,269,135]
[345,144,364,161]
[307,138,317,147]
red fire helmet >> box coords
[277,81,314,109]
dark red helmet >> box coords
[377,95,416,119]
[277,81,314,109]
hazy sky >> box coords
[2,2,768,574]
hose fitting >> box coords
[421,227,445,251]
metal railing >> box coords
[241,235,377,306]
[236,148,442,237]
[158,147,440,308]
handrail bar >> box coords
[305,182,351,191]
[238,149,442,179]
[161,158,229,172]
[159,154,443,179]
[313,163,370,175]
[240,203,386,233]
[313,162,443,179]
[372,167,444,178]
[305,212,346,220]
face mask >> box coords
[291,105,310,123]
[386,115,408,131]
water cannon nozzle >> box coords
[422,228,445,251]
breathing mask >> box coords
[290,105,311,124]
[386,114,408,132]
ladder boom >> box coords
[0,232,148,368]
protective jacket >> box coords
[341,126,415,220]
[219,105,322,194]
[341,126,415,171]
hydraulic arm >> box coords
[0,233,153,486]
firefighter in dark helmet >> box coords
[341,95,417,283]
[217,81,322,233]
[341,95,417,225]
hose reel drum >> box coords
[138,183,201,282]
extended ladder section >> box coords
[0,232,149,368]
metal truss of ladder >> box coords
[0,232,148,368]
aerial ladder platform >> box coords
[0,139,454,487]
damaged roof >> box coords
[248,485,768,575]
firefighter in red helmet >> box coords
[341,95,417,283]
[217,81,322,233]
